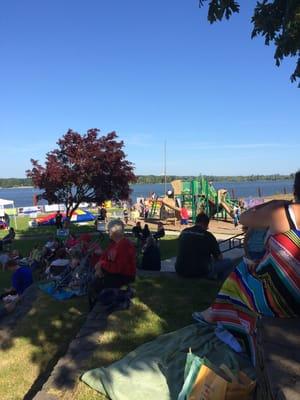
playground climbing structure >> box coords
[148,177,238,223]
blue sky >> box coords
[0,0,299,177]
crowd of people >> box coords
[1,171,300,368]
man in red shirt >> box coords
[88,220,136,309]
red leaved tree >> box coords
[27,129,136,218]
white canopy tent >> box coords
[0,198,17,229]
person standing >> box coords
[123,207,129,224]
[144,205,149,220]
[4,213,10,228]
[180,204,189,226]
[55,210,63,229]
[233,205,241,227]
[99,206,107,221]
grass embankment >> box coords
[0,292,87,400]
[0,273,219,400]
[0,231,182,399]
[0,215,96,238]
[73,276,220,400]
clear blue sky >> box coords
[0,0,299,178]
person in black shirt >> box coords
[55,211,63,229]
[142,224,151,241]
[0,227,15,251]
[175,213,232,280]
[132,222,143,240]
[153,222,165,241]
[99,206,107,221]
[140,236,161,271]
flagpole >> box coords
[164,140,167,195]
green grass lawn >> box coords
[0,274,220,400]
[0,229,177,261]
[0,230,183,399]
[0,291,88,400]
[0,215,97,238]
[71,276,220,400]
[1,215,178,260]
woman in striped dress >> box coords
[199,171,300,364]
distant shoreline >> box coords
[0,186,35,189]
[0,175,295,189]
[0,178,294,190]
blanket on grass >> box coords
[39,282,83,300]
[81,323,255,400]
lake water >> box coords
[0,180,294,208]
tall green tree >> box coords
[199,0,300,86]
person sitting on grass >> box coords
[153,222,165,241]
[88,220,136,309]
[140,235,161,271]
[175,212,233,280]
[142,224,151,241]
[79,233,93,253]
[66,254,82,290]
[65,232,79,250]
[28,244,42,271]
[132,221,143,240]
[0,227,16,251]
[0,259,33,299]
[42,235,57,258]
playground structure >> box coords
[148,177,238,223]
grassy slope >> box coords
[0,275,219,400]
[0,292,88,400]
[71,276,220,400]
[0,232,181,399]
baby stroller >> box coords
[54,254,93,296]
[45,259,70,283]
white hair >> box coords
[107,219,125,235]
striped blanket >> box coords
[208,229,300,364]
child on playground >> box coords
[180,204,189,226]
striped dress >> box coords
[209,211,300,364]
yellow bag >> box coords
[225,371,256,400]
[188,364,227,400]
[187,363,256,400]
